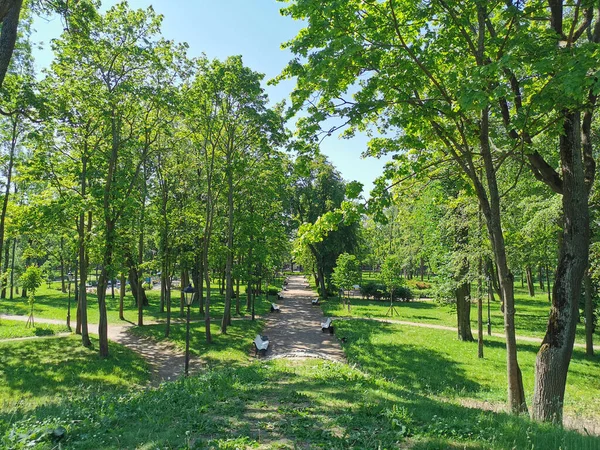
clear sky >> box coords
[31,0,392,194]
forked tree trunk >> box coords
[526,266,535,297]
[532,112,590,423]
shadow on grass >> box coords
[2,359,597,449]
[336,319,481,396]
[0,336,148,404]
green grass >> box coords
[321,286,599,345]
[334,319,600,422]
[0,336,149,412]
[2,358,597,449]
[0,319,71,340]
[0,280,277,326]
[129,318,265,366]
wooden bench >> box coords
[311,298,319,306]
[253,334,269,356]
[321,317,334,334]
[270,303,281,312]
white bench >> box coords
[253,335,269,356]
[311,298,319,306]
[321,317,333,334]
[271,303,280,312]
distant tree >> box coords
[20,264,41,327]
[331,252,360,311]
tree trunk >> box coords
[222,167,234,333]
[119,272,125,320]
[0,0,22,90]
[456,281,473,341]
[532,112,589,424]
[539,265,545,291]
[165,273,172,338]
[0,239,9,298]
[477,103,527,414]
[546,265,552,303]
[128,266,148,307]
[584,270,594,356]
[9,237,15,299]
[78,209,91,348]
[235,275,240,315]
[526,266,535,297]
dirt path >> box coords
[260,275,345,362]
[0,313,191,385]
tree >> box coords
[278,0,600,423]
[20,264,41,327]
[331,252,360,311]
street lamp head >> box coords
[183,283,195,307]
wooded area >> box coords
[0,1,599,448]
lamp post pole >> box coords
[183,283,195,376]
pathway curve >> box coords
[260,275,345,361]
[0,313,193,385]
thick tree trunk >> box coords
[456,281,474,342]
[0,0,22,90]
[526,266,535,297]
[532,112,590,423]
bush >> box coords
[394,286,413,301]
[360,281,379,299]
[415,281,431,290]
[267,287,279,296]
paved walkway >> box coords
[260,275,345,362]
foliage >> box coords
[330,252,360,293]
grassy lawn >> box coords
[2,358,597,449]
[0,336,149,412]
[0,319,70,340]
[321,287,599,345]
[129,318,265,366]
[334,319,600,422]
[0,280,278,326]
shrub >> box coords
[415,281,431,290]
[267,287,279,296]
[394,286,413,301]
[360,281,379,299]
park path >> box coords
[0,313,192,385]
[260,275,345,362]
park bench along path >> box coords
[260,275,345,361]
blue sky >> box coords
[31,0,392,194]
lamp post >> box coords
[67,271,73,330]
[182,283,195,376]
